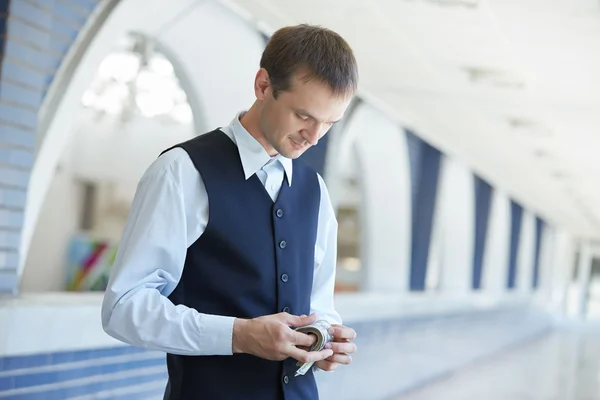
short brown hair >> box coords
[260,24,358,99]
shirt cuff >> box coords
[197,314,236,355]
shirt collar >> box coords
[229,111,293,186]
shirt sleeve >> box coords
[100,148,235,356]
[310,174,343,326]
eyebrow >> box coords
[297,109,342,124]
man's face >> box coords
[257,70,353,159]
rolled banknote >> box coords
[294,319,333,377]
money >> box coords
[294,319,333,377]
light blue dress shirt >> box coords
[101,111,342,356]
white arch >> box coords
[20,0,265,279]
[337,103,412,292]
[482,189,511,294]
[430,156,475,294]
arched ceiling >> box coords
[226,0,600,239]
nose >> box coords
[301,123,324,146]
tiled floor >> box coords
[396,326,600,400]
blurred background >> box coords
[1,0,599,399]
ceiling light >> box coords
[423,0,480,8]
[463,67,526,90]
[404,0,480,8]
[81,33,192,125]
[533,148,548,158]
[551,170,568,180]
[507,117,553,137]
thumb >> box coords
[284,312,317,327]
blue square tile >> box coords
[27,354,53,369]
[0,209,24,229]
[0,125,35,150]
[0,104,37,131]
[1,61,46,94]
[11,0,53,30]
[3,356,28,370]
[13,370,56,388]
[6,19,50,48]
[0,272,18,292]
[0,250,19,269]
[51,18,80,42]
[0,376,15,390]
[0,230,21,248]
[0,166,30,188]
[10,149,34,168]
[75,0,98,13]
[50,351,75,364]
[47,38,70,56]
[4,40,53,72]
[52,2,88,26]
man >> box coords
[101,23,359,399]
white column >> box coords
[535,224,555,302]
[548,229,577,316]
[482,190,510,295]
[343,103,412,292]
[576,242,593,319]
[517,210,536,294]
[433,156,475,294]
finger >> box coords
[326,353,352,365]
[315,359,340,372]
[330,324,356,341]
[290,331,318,348]
[325,341,357,355]
[285,347,333,364]
[283,312,318,327]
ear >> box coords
[254,68,271,100]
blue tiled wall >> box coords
[316,305,553,400]
[0,346,168,399]
[0,0,101,293]
[0,305,553,399]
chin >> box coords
[277,144,305,159]
[281,150,302,159]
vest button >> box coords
[282,306,290,313]
[276,209,283,218]
[279,240,287,249]
[283,375,289,385]
[281,273,289,283]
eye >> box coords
[296,113,309,121]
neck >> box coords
[240,103,278,157]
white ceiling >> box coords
[227,0,600,238]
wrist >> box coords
[232,318,249,354]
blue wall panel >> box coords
[406,129,442,291]
[472,175,493,289]
[507,200,523,289]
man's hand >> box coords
[232,312,334,364]
[314,324,357,372]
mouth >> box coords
[290,137,305,150]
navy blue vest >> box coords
[162,129,321,400]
